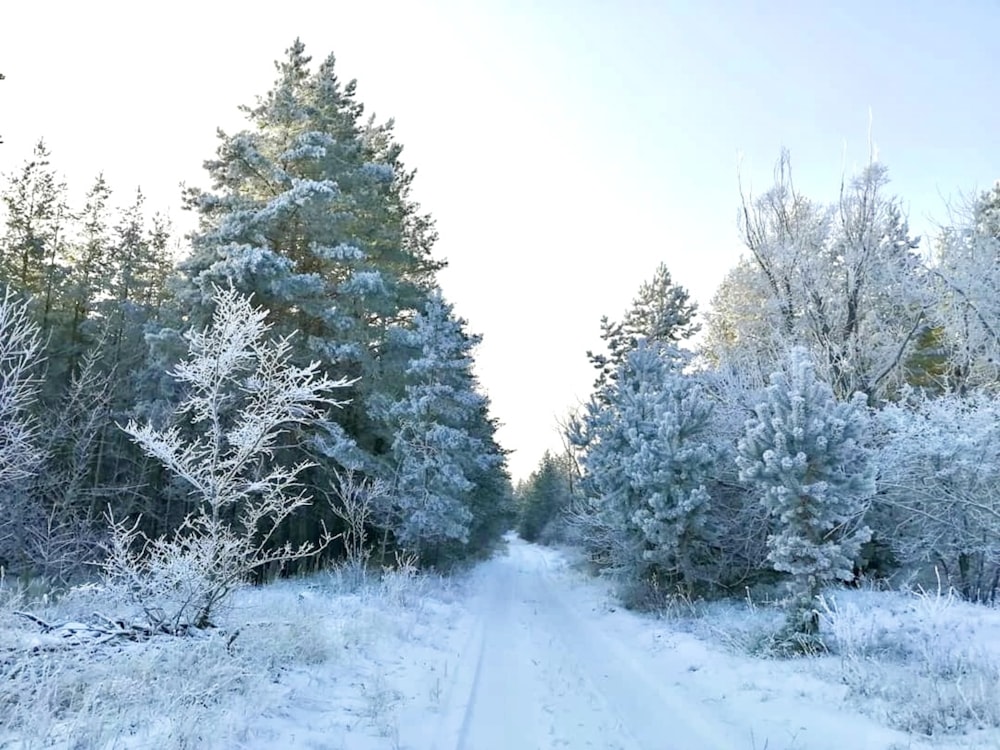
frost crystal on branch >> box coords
[108,287,351,630]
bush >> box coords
[104,287,350,631]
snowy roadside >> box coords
[0,566,474,750]
[247,540,1000,750]
[542,545,1000,750]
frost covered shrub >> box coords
[104,287,350,630]
[819,586,1000,735]
[0,288,44,573]
[873,390,1000,602]
[0,578,343,748]
[697,363,774,590]
[738,348,874,640]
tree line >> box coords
[0,42,514,596]
[517,157,1000,647]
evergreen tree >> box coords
[0,147,178,571]
[63,175,115,372]
[0,140,72,339]
[173,40,442,493]
[382,293,511,564]
[517,451,573,543]
[587,263,697,395]
[570,341,715,593]
[737,348,874,639]
[166,40,519,564]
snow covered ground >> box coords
[3,539,1000,749]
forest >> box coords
[2,37,1000,748]
[517,150,1000,644]
[0,43,514,618]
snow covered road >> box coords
[431,540,746,750]
[241,537,935,749]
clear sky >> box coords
[2,1,998,480]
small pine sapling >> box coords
[737,348,874,645]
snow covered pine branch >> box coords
[106,286,352,632]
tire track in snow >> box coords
[434,540,744,750]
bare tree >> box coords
[327,468,389,583]
[104,287,351,631]
[0,287,44,571]
[874,390,1000,602]
[715,151,930,402]
[0,287,43,483]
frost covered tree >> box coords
[170,40,448,553]
[0,288,43,483]
[0,146,178,575]
[0,141,72,337]
[570,341,715,595]
[176,40,439,454]
[380,293,511,564]
[105,288,349,630]
[930,183,1000,392]
[873,390,1000,601]
[0,288,44,568]
[588,263,698,395]
[516,451,574,543]
[737,348,874,637]
[707,151,930,402]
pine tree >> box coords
[382,293,510,563]
[587,263,697,395]
[570,341,715,593]
[63,175,115,371]
[0,140,72,337]
[517,451,572,543]
[737,348,874,639]
[173,40,442,491]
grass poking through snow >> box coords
[818,585,1000,736]
[0,563,464,749]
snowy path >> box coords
[240,538,933,749]
[430,540,745,750]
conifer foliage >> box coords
[571,341,715,592]
[0,40,510,582]
[107,287,350,630]
[737,348,874,636]
[383,293,511,562]
[516,451,574,543]
[169,40,511,564]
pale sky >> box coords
[2,1,998,480]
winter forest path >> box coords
[430,539,746,750]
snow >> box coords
[5,539,1000,748]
